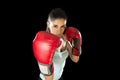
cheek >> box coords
[61,28,65,33]
[51,28,57,33]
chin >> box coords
[54,34,61,37]
[54,34,62,38]
[58,35,62,38]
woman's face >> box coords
[47,18,66,37]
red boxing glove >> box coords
[33,31,61,75]
[65,26,82,56]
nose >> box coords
[57,29,61,34]
[56,28,61,36]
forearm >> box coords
[45,74,53,80]
[71,55,79,63]
[67,41,80,63]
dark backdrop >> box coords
[31,7,99,80]
[2,2,116,80]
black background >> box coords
[3,2,116,80]
[31,7,99,80]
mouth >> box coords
[57,34,62,37]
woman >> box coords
[33,8,82,80]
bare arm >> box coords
[45,74,53,80]
[67,41,80,63]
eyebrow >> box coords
[53,24,66,27]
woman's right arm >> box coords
[33,31,61,80]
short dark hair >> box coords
[48,8,67,22]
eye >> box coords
[53,25,58,28]
[61,25,66,29]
